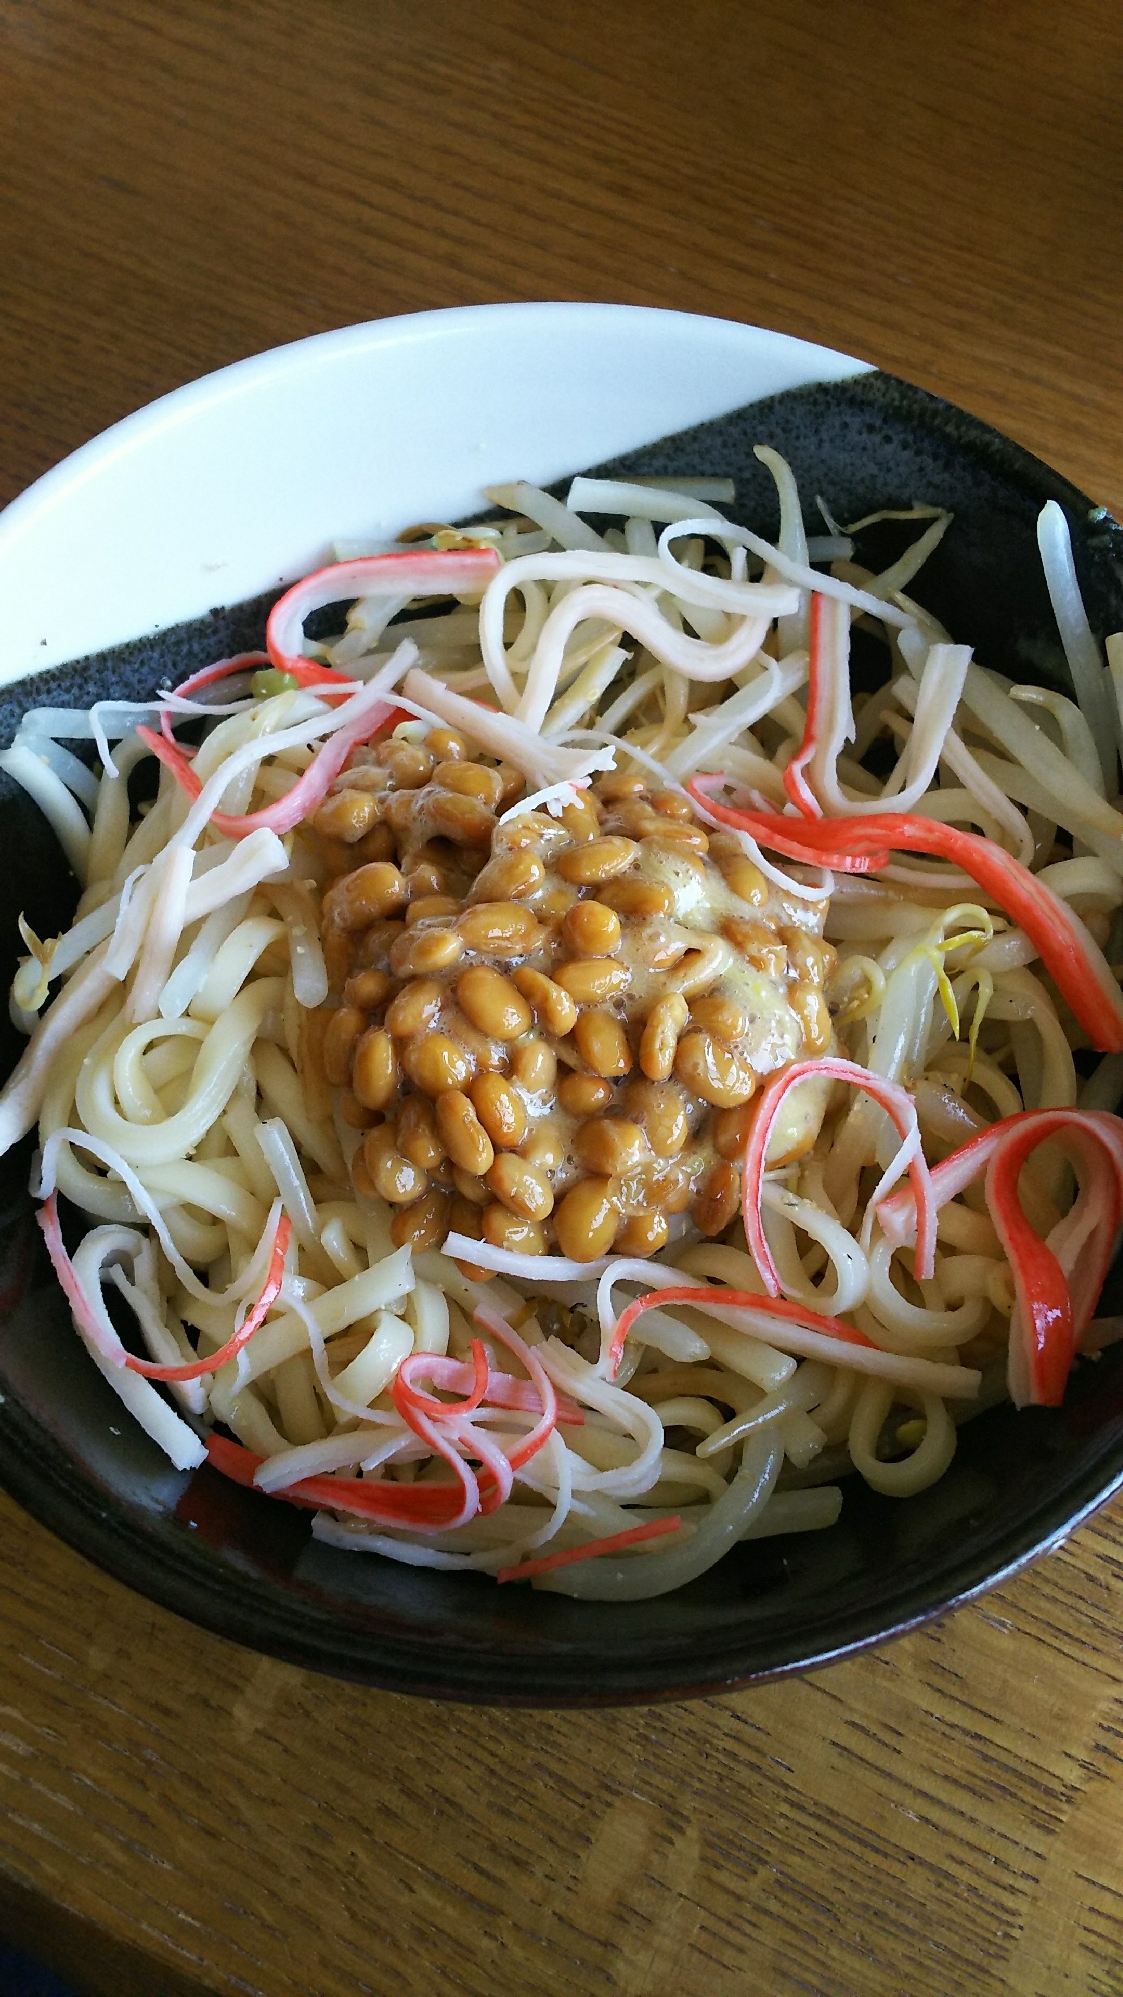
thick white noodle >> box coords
[538,1343,664,1501]
[0,944,118,1152]
[759,1185,870,1314]
[127,845,195,1022]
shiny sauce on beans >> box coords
[308,732,836,1270]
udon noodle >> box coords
[3,457,1123,1598]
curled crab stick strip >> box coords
[137,673,397,839]
[126,1215,290,1382]
[603,1285,980,1399]
[689,778,1123,1053]
[392,1392,488,1525]
[391,1347,504,1520]
[395,1339,491,1419]
[876,1107,1123,1248]
[204,1433,478,1529]
[783,595,969,822]
[37,1193,126,1367]
[996,1122,1123,1404]
[394,1348,584,1424]
[390,1305,561,1516]
[37,1196,291,1381]
[497,1514,683,1584]
[265,548,501,678]
[165,651,364,714]
[391,1341,493,1520]
[159,652,269,749]
[168,653,269,701]
[147,550,484,827]
[877,1107,1123,1405]
[605,1283,877,1383]
[457,1418,515,1516]
[742,1057,936,1289]
[986,1126,1076,1407]
[473,1301,560,1475]
[389,1385,511,1518]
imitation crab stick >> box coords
[203,1432,479,1529]
[783,593,969,823]
[605,1284,878,1382]
[392,1336,509,1518]
[689,779,1123,1052]
[144,549,501,835]
[265,548,501,679]
[603,1286,980,1401]
[395,1339,491,1418]
[876,1106,1123,1405]
[393,1348,584,1425]
[158,652,269,751]
[472,1301,561,1476]
[390,1383,497,1523]
[388,1305,563,1518]
[742,1057,936,1289]
[138,674,397,839]
[37,1197,291,1384]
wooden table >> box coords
[2,4,1123,1992]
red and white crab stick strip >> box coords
[206,1299,566,1536]
[392,1348,584,1424]
[783,593,969,822]
[389,1306,563,1519]
[142,550,501,836]
[390,1372,497,1522]
[689,780,1123,1052]
[158,652,269,750]
[204,1432,481,1530]
[265,548,501,683]
[877,1107,1123,1249]
[876,1107,1123,1405]
[38,1197,291,1382]
[140,673,397,839]
[743,1057,936,1287]
[604,1286,980,1400]
[469,1302,563,1502]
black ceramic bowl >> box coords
[2,368,1123,1705]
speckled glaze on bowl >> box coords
[2,349,1123,1705]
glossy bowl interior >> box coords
[2,308,1123,1703]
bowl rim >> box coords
[0,300,871,685]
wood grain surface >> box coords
[2,3,1123,1993]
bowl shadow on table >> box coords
[1,370,1123,1706]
